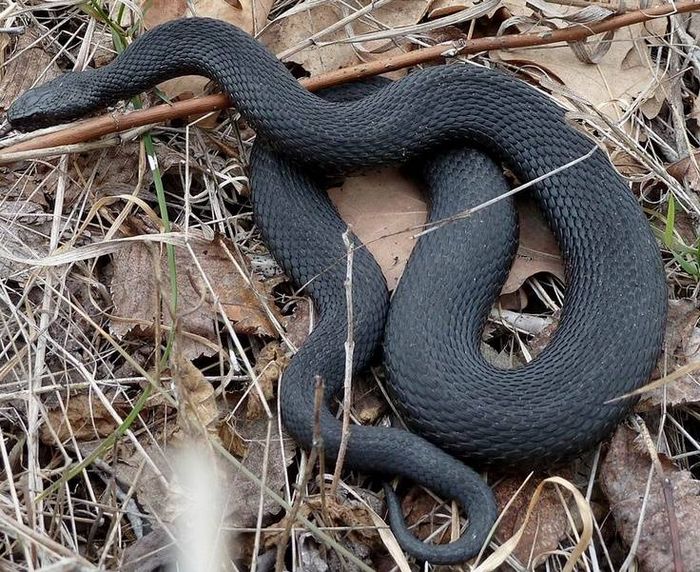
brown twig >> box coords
[1,0,698,160]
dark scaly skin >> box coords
[7,17,667,564]
[250,139,500,563]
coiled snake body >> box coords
[8,17,667,564]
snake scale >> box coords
[7,17,667,564]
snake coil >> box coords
[7,17,667,564]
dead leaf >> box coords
[267,485,384,559]
[100,414,293,538]
[40,394,125,444]
[428,0,478,19]
[495,1,661,124]
[0,29,61,113]
[640,299,700,409]
[284,298,313,349]
[397,486,453,547]
[308,488,383,543]
[494,474,572,567]
[219,422,248,458]
[110,229,283,359]
[611,148,649,179]
[61,143,146,205]
[354,392,386,425]
[503,197,564,295]
[260,0,429,77]
[499,289,528,311]
[141,0,188,28]
[140,0,274,106]
[22,142,177,209]
[601,425,700,572]
[328,168,426,290]
[329,170,563,293]
[667,149,700,193]
[529,310,561,357]
[245,342,289,420]
[172,351,220,437]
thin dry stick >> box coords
[618,418,669,572]
[250,420,273,572]
[636,416,684,572]
[0,511,94,567]
[331,229,355,497]
[1,0,698,158]
[274,375,325,572]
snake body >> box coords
[8,17,667,564]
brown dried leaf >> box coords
[667,150,700,193]
[110,229,282,359]
[140,0,274,103]
[40,394,125,444]
[0,29,61,113]
[529,310,561,357]
[142,0,188,28]
[499,289,528,311]
[29,142,177,208]
[219,422,248,458]
[62,143,145,205]
[493,474,571,567]
[264,486,385,561]
[503,197,564,295]
[172,352,220,437]
[329,170,563,293]
[142,0,273,34]
[305,489,384,544]
[495,6,660,123]
[428,0,476,19]
[259,4,358,76]
[354,392,386,424]
[328,168,426,290]
[105,437,172,520]
[601,426,700,572]
[260,0,429,77]
[397,486,453,547]
[245,342,289,420]
[284,298,312,349]
[104,416,293,543]
[611,148,648,179]
[640,299,700,409]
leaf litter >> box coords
[0,1,699,571]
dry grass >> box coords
[1,1,699,571]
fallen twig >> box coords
[1,0,698,160]
[633,416,684,572]
[331,229,356,497]
[274,375,327,572]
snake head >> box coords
[7,72,100,132]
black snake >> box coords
[7,17,667,564]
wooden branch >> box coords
[1,0,699,159]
